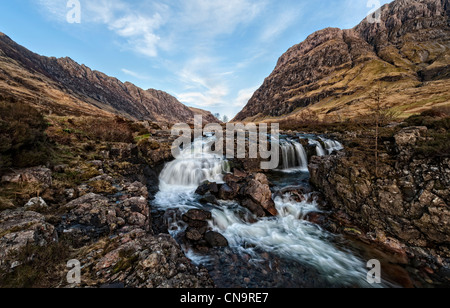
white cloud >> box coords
[121,68,149,80]
[233,86,258,108]
[176,56,231,107]
[37,0,68,22]
[260,8,301,42]
[178,0,265,36]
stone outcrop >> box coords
[309,126,450,268]
[60,179,151,246]
[73,229,214,288]
[1,167,52,188]
[234,0,450,122]
[182,209,229,252]
[196,172,278,217]
[0,209,57,261]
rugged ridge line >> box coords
[234,0,450,122]
[0,32,217,124]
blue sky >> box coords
[0,0,391,119]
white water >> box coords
[279,140,309,172]
[153,136,373,287]
[309,139,326,157]
[210,195,370,286]
[320,137,344,155]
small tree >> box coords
[222,115,229,123]
[214,113,221,120]
[365,82,397,178]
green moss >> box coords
[134,134,151,143]
[89,180,116,194]
[112,249,139,274]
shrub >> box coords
[0,242,71,288]
[0,101,52,172]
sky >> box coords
[0,0,391,120]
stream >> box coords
[151,135,401,288]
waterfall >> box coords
[152,135,382,288]
[279,140,308,171]
[159,137,227,189]
[320,137,344,154]
[210,193,372,287]
[293,142,308,170]
[309,140,326,157]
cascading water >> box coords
[152,136,384,287]
[309,139,326,157]
[210,194,371,286]
[159,138,227,188]
[293,142,308,170]
[320,137,344,155]
[154,137,230,212]
[279,140,308,172]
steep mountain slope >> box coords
[234,0,450,122]
[0,32,216,124]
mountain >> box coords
[234,0,450,122]
[0,32,216,124]
[188,107,221,123]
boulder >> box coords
[60,192,151,245]
[0,209,57,260]
[244,174,278,216]
[1,167,52,188]
[73,230,214,288]
[183,209,212,222]
[394,126,427,147]
[204,231,229,247]
[218,184,236,200]
[24,197,48,210]
[186,228,203,242]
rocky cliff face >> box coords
[0,32,216,124]
[234,0,450,122]
[309,126,449,271]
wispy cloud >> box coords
[177,0,265,36]
[233,86,258,108]
[176,56,230,107]
[260,8,302,42]
[121,68,149,80]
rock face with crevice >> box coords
[234,0,450,122]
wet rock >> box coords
[274,185,311,202]
[244,174,278,216]
[218,184,236,200]
[182,209,212,226]
[186,228,204,242]
[205,231,229,247]
[241,199,266,217]
[199,193,219,206]
[195,183,211,196]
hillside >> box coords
[233,0,450,122]
[0,32,216,124]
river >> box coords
[151,135,401,288]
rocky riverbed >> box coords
[0,123,448,288]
